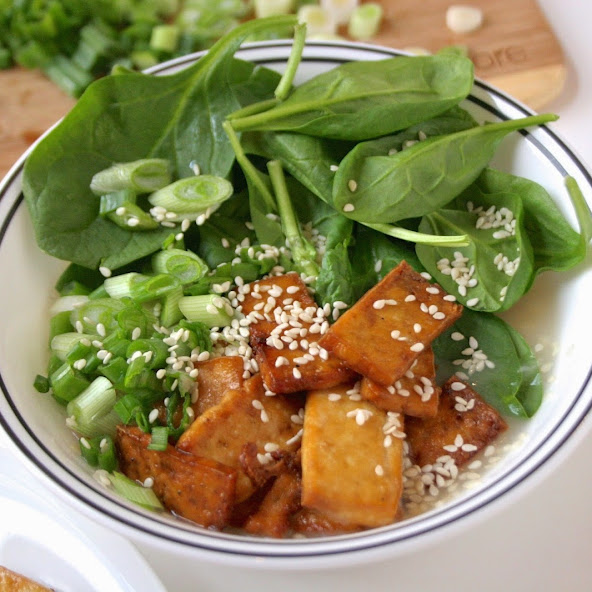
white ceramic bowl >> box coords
[1,41,591,566]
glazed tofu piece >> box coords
[115,425,236,529]
[192,355,245,416]
[319,261,463,386]
[239,272,355,393]
[301,383,404,528]
[360,347,440,418]
[176,374,304,502]
[243,472,302,538]
[290,507,363,536]
[405,377,508,468]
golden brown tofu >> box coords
[301,384,404,528]
[0,567,53,592]
[290,507,363,536]
[406,377,508,468]
[319,261,463,386]
[239,273,355,393]
[244,472,302,538]
[251,336,356,394]
[115,425,236,529]
[192,355,245,416]
[176,374,304,502]
[360,347,440,418]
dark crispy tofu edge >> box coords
[243,472,302,538]
[115,425,237,529]
[405,376,509,468]
[290,507,364,536]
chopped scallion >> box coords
[107,471,163,510]
[178,294,234,327]
[90,159,172,195]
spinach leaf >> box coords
[230,52,474,140]
[332,113,557,224]
[472,168,588,275]
[432,309,541,418]
[416,189,535,312]
[22,16,295,270]
[195,193,256,268]
[349,224,425,301]
[316,241,356,308]
[242,130,354,205]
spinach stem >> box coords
[226,98,280,121]
[366,222,469,247]
[274,22,307,101]
[222,120,276,211]
[565,176,592,243]
[267,159,320,279]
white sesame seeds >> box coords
[343,203,355,212]
[450,381,466,391]
[410,342,425,353]
[375,465,384,476]
[99,266,112,278]
[466,297,480,307]
[347,408,373,426]
[347,179,358,192]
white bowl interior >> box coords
[1,41,591,561]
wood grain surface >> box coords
[0,0,565,179]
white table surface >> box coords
[1,2,591,590]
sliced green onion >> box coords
[130,274,181,303]
[297,5,337,36]
[99,189,137,216]
[73,408,121,439]
[147,175,233,220]
[65,342,102,374]
[152,249,209,284]
[126,338,169,369]
[98,357,128,388]
[108,471,163,510]
[130,50,159,71]
[50,363,92,403]
[43,55,94,98]
[178,294,234,327]
[88,284,110,300]
[70,298,126,334]
[104,273,143,299]
[34,374,50,394]
[254,0,295,18]
[50,294,89,316]
[320,0,359,26]
[79,434,117,471]
[100,329,132,359]
[66,376,116,426]
[109,202,159,231]
[49,310,75,341]
[114,394,144,424]
[51,332,98,361]
[160,285,184,327]
[58,281,92,297]
[148,426,169,451]
[150,24,180,52]
[90,159,172,195]
[347,2,383,39]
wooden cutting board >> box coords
[0,0,565,179]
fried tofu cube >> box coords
[319,261,463,386]
[192,355,245,416]
[176,374,304,502]
[290,507,362,536]
[301,383,404,528]
[405,377,508,468]
[240,272,355,394]
[115,425,236,529]
[243,472,302,538]
[360,347,440,418]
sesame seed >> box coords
[143,477,154,488]
[450,381,466,391]
[99,266,112,278]
[410,343,425,352]
[343,203,355,212]
[451,332,465,341]
[466,297,480,307]
[347,179,358,192]
[375,465,384,476]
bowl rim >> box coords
[1,38,592,563]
